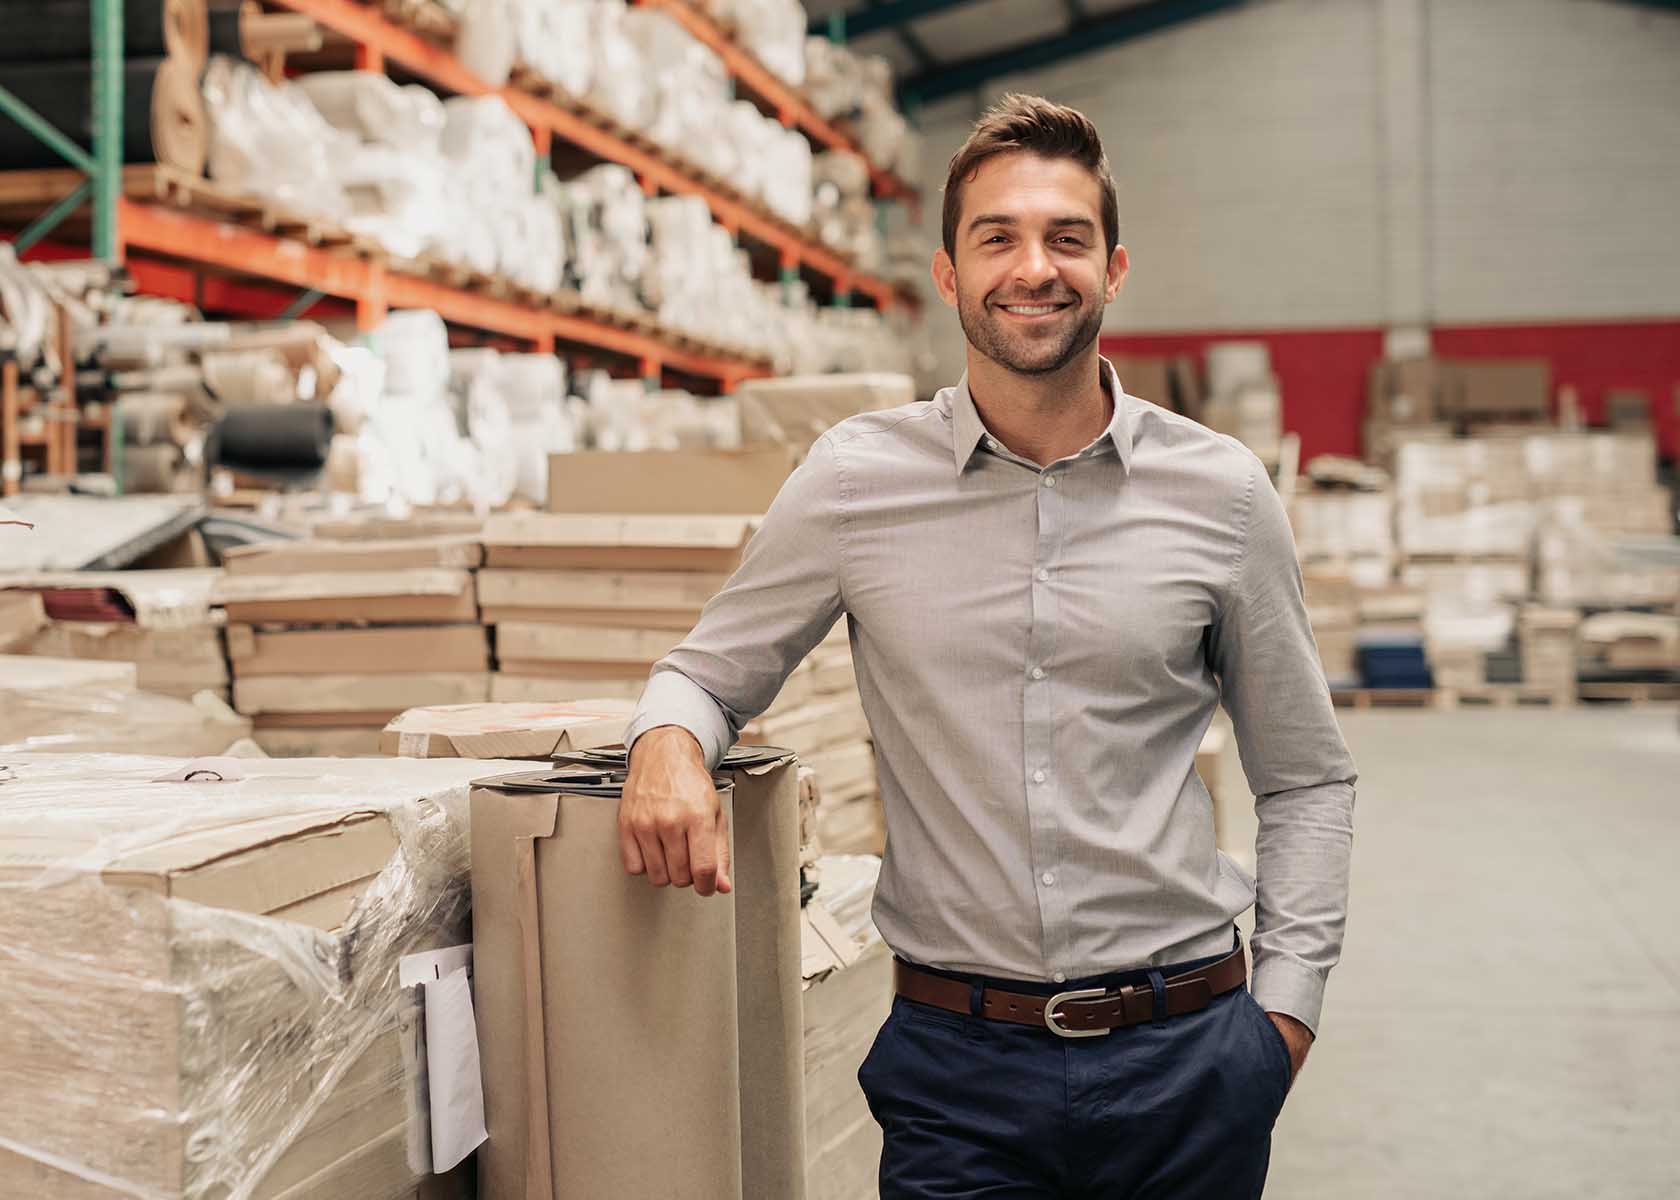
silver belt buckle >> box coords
[1044,986,1109,1038]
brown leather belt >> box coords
[893,946,1248,1039]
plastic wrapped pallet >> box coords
[202,55,352,222]
[0,655,251,757]
[735,372,914,455]
[515,0,592,96]
[0,752,511,1199]
[294,71,445,153]
[584,2,658,132]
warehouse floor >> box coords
[1221,706,1680,1199]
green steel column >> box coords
[827,11,846,42]
[91,0,124,261]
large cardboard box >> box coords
[228,624,489,677]
[482,513,757,572]
[233,672,491,716]
[221,534,484,575]
[381,699,632,758]
[495,620,683,666]
[214,569,478,625]
[253,724,386,757]
[547,447,795,515]
[471,769,745,1199]
[23,621,228,697]
[734,373,912,453]
[475,567,726,627]
[0,589,46,649]
[489,673,649,703]
[466,740,807,1200]
[0,754,512,1200]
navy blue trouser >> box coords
[857,943,1292,1199]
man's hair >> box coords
[941,94,1119,261]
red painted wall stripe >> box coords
[1102,320,1680,462]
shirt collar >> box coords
[950,356,1136,476]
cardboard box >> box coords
[734,373,912,454]
[547,447,795,515]
[742,695,870,755]
[476,566,725,626]
[22,621,228,696]
[0,589,45,649]
[470,747,806,1200]
[1444,359,1550,420]
[471,771,745,1198]
[221,534,484,575]
[214,570,478,626]
[252,725,386,757]
[495,620,683,666]
[482,513,757,572]
[1,652,136,692]
[1111,355,1172,409]
[233,672,491,716]
[228,624,489,677]
[382,699,633,758]
[490,673,649,703]
[1,658,250,756]
[0,754,512,1200]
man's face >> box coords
[933,152,1127,376]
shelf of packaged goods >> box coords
[632,0,919,207]
[267,0,907,310]
[115,199,773,387]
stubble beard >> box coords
[957,282,1106,377]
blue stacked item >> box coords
[1356,629,1434,689]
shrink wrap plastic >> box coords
[0,752,506,1200]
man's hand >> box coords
[620,726,732,897]
[1266,1012,1313,1086]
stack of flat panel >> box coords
[214,535,489,757]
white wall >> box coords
[909,0,1680,355]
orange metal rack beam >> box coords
[116,199,772,386]
[269,0,906,310]
[634,0,920,207]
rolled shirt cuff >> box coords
[624,668,734,771]
[1250,951,1327,1037]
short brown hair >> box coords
[941,94,1119,261]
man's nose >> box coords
[1013,241,1057,290]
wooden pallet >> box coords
[1435,684,1575,709]
[1331,688,1437,709]
[1576,681,1680,704]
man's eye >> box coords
[984,235,1007,244]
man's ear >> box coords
[931,247,959,309]
[1105,244,1130,304]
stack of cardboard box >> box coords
[214,535,490,757]
[734,373,913,458]
[1200,342,1283,465]
[1366,356,1550,468]
[0,752,508,1200]
[0,655,249,755]
[1301,570,1362,691]
[1518,607,1582,699]
[1,569,229,701]
[1530,432,1677,608]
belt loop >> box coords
[969,978,985,1017]
[1147,969,1167,1028]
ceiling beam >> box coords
[807,0,986,39]
[900,0,1248,106]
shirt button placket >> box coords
[1029,464,1066,979]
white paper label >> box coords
[398,731,429,757]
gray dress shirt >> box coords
[625,358,1356,1033]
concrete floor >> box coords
[1216,705,1680,1199]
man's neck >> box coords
[967,346,1112,468]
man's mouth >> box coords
[995,301,1074,316]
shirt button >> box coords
[1032,769,1046,783]
[1042,475,1057,488]
[1035,567,1049,582]
[1030,666,1045,680]
[1041,871,1056,886]
[1052,971,1067,984]
[986,438,999,450]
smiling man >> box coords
[620,94,1356,1199]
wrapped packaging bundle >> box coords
[516,0,593,96]
[0,656,250,757]
[203,56,351,222]
[585,3,658,133]
[456,0,518,86]
[294,72,446,153]
[558,165,649,308]
[0,752,504,1199]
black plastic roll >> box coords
[0,0,207,65]
[0,57,206,171]
[212,403,334,470]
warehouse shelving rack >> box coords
[1,0,923,433]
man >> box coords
[619,94,1355,1199]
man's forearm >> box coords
[1250,778,1355,1035]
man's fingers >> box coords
[635,826,671,887]
[619,815,646,876]
[690,813,720,897]
[661,823,694,889]
[714,805,733,895]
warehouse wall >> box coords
[910,0,1680,458]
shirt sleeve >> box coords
[1206,454,1358,1036]
[623,435,846,770]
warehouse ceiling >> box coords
[805,0,1250,108]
